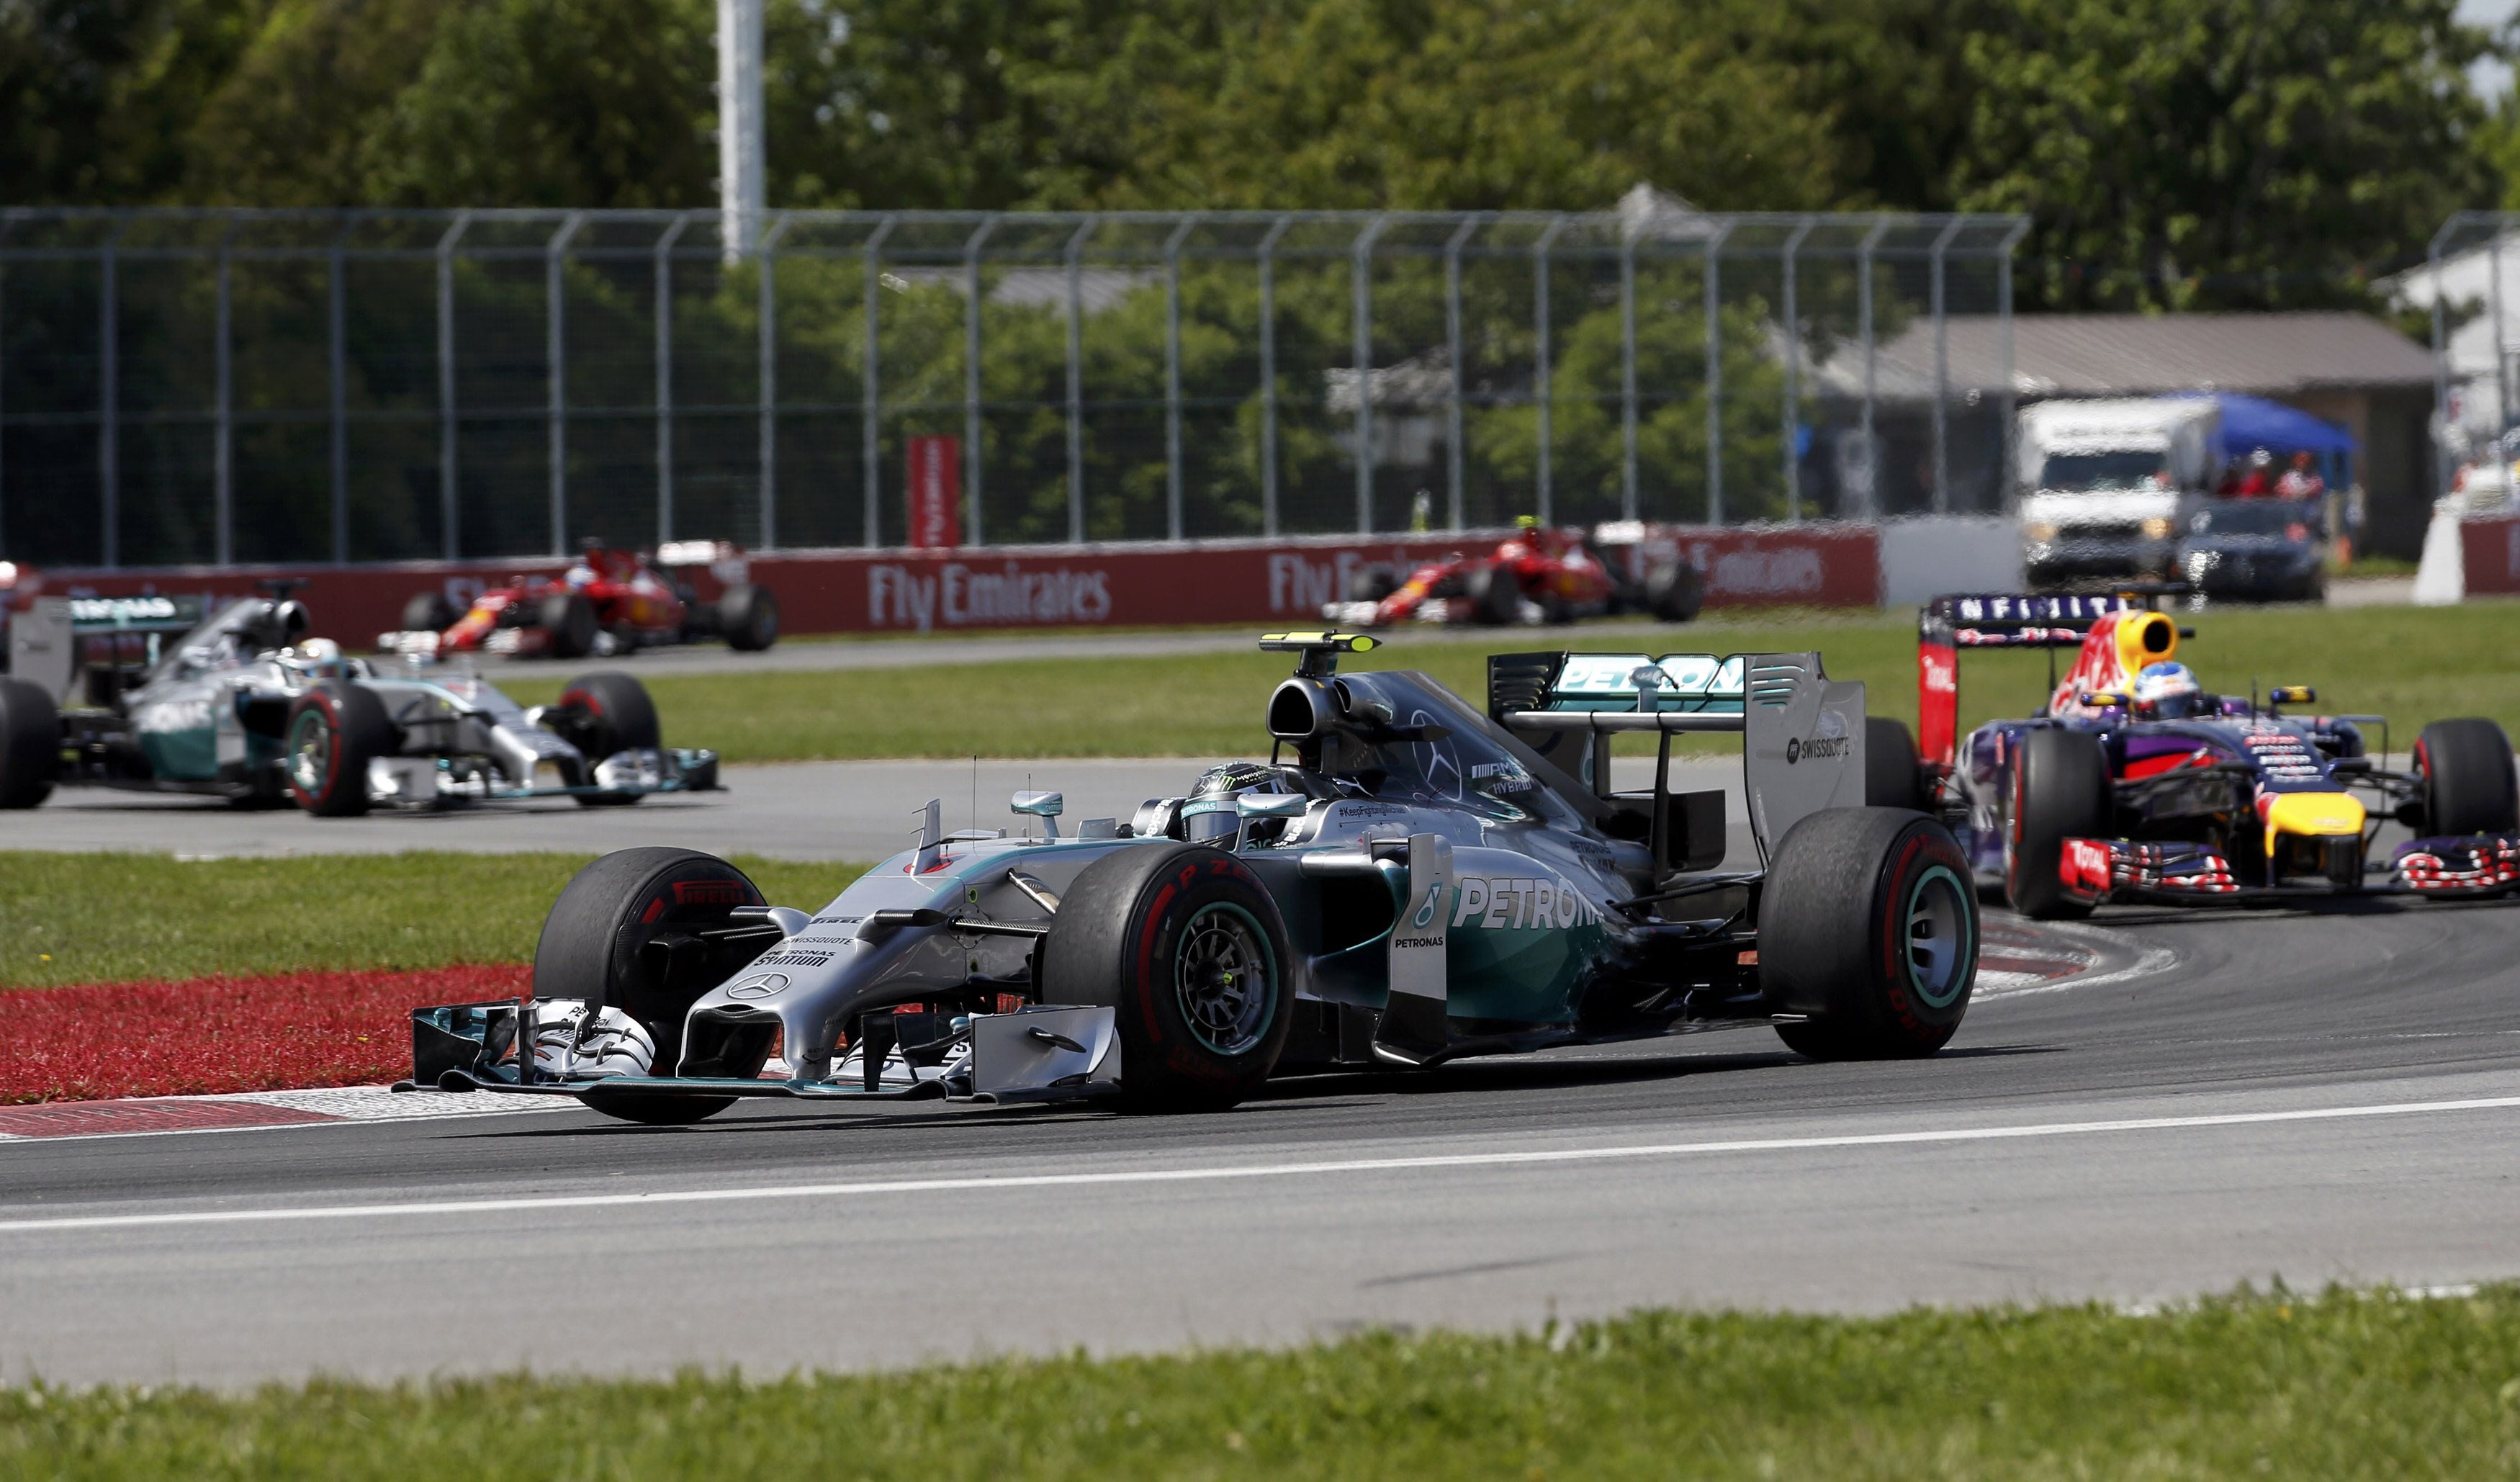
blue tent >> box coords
[2164,391,2355,487]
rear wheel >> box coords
[2004,727,2110,920]
[534,847,772,1126]
[1762,807,1977,1059]
[1040,843,1295,1113]
[538,590,598,659]
[1864,716,1926,811]
[283,683,394,817]
[0,678,55,809]
[402,590,458,634]
[716,583,779,652]
[2416,719,2519,836]
[1644,562,1704,623]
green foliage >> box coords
[0,853,861,987]
[8,1286,2520,1477]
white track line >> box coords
[4,1091,2516,1237]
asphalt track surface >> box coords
[9,854,2520,1385]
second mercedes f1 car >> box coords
[406,630,1977,1123]
[0,592,719,815]
[1907,592,2520,915]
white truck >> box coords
[2015,398,2223,588]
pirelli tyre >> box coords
[536,847,773,1126]
[1762,807,1978,1060]
[551,671,660,807]
[538,590,599,660]
[402,590,459,634]
[1040,843,1295,1113]
[2004,727,2111,920]
[2415,719,2519,837]
[283,683,395,817]
[0,677,55,809]
[1644,562,1704,623]
[1863,716,1927,812]
[716,583,780,652]
[1464,564,1521,626]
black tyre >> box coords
[0,677,56,809]
[1644,562,1704,623]
[282,683,395,817]
[1864,716,1926,812]
[1464,563,1521,626]
[538,590,598,660]
[402,590,459,634]
[716,583,780,652]
[1345,567,1399,604]
[1040,843,1295,1113]
[552,671,661,807]
[2416,719,2519,837]
[534,846,772,1126]
[1761,807,1978,1060]
[2003,727,2111,920]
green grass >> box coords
[502,603,2520,762]
[6,1287,2519,1478]
[0,853,865,989]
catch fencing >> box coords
[0,207,2025,569]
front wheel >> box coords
[1040,843,1295,1113]
[2004,727,2110,920]
[716,583,779,652]
[284,683,394,817]
[1761,807,1979,1060]
[539,591,598,659]
[0,677,57,809]
[1644,562,1704,623]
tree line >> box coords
[1,0,2506,312]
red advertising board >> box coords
[2459,515,2520,595]
[906,436,961,549]
[37,523,1884,642]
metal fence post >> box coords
[1163,214,1197,541]
[1444,215,1479,532]
[1855,219,1888,522]
[1929,217,1962,516]
[1256,215,1289,537]
[99,222,123,568]
[855,213,891,549]
[0,251,7,558]
[1997,219,2028,520]
[759,211,793,552]
[1352,214,1387,534]
[1619,223,1637,523]
[546,212,585,557]
[654,212,690,544]
[2495,223,2511,446]
[963,214,996,545]
[1778,218,1814,523]
[2430,223,2454,499]
[1063,217,1096,544]
[1703,222,1732,526]
[436,212,469,560]
[1532,216,1567,526]
[330,217,353,564]
[213,222,235,566]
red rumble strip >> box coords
[1,964,531,1105]
[0,1099,338,1139]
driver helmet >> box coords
[1179,760,1297,845]
[2130,661,2205,720]
[286,636,347,680]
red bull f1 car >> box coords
[1905,592,2519,916]
[379,542,779,661]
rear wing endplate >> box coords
[1917,591,2157,771]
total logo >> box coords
[1452,875,1598,931]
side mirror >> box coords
[2269,685,2316,705]
[1011,790,1063,841]
[1232,792,1308,851]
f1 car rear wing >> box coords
[1488,648,1865,863]
[1917,591,2189,771]
[8,593,215,704]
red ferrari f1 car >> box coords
[379,542,780,661]
[1323,519,1703,628]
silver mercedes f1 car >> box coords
[0,593,719,815]
[407,631,1978,1123]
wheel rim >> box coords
[1902,863,1972,1010]
[286,707,332,796]
[1174,902,1276,1057]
